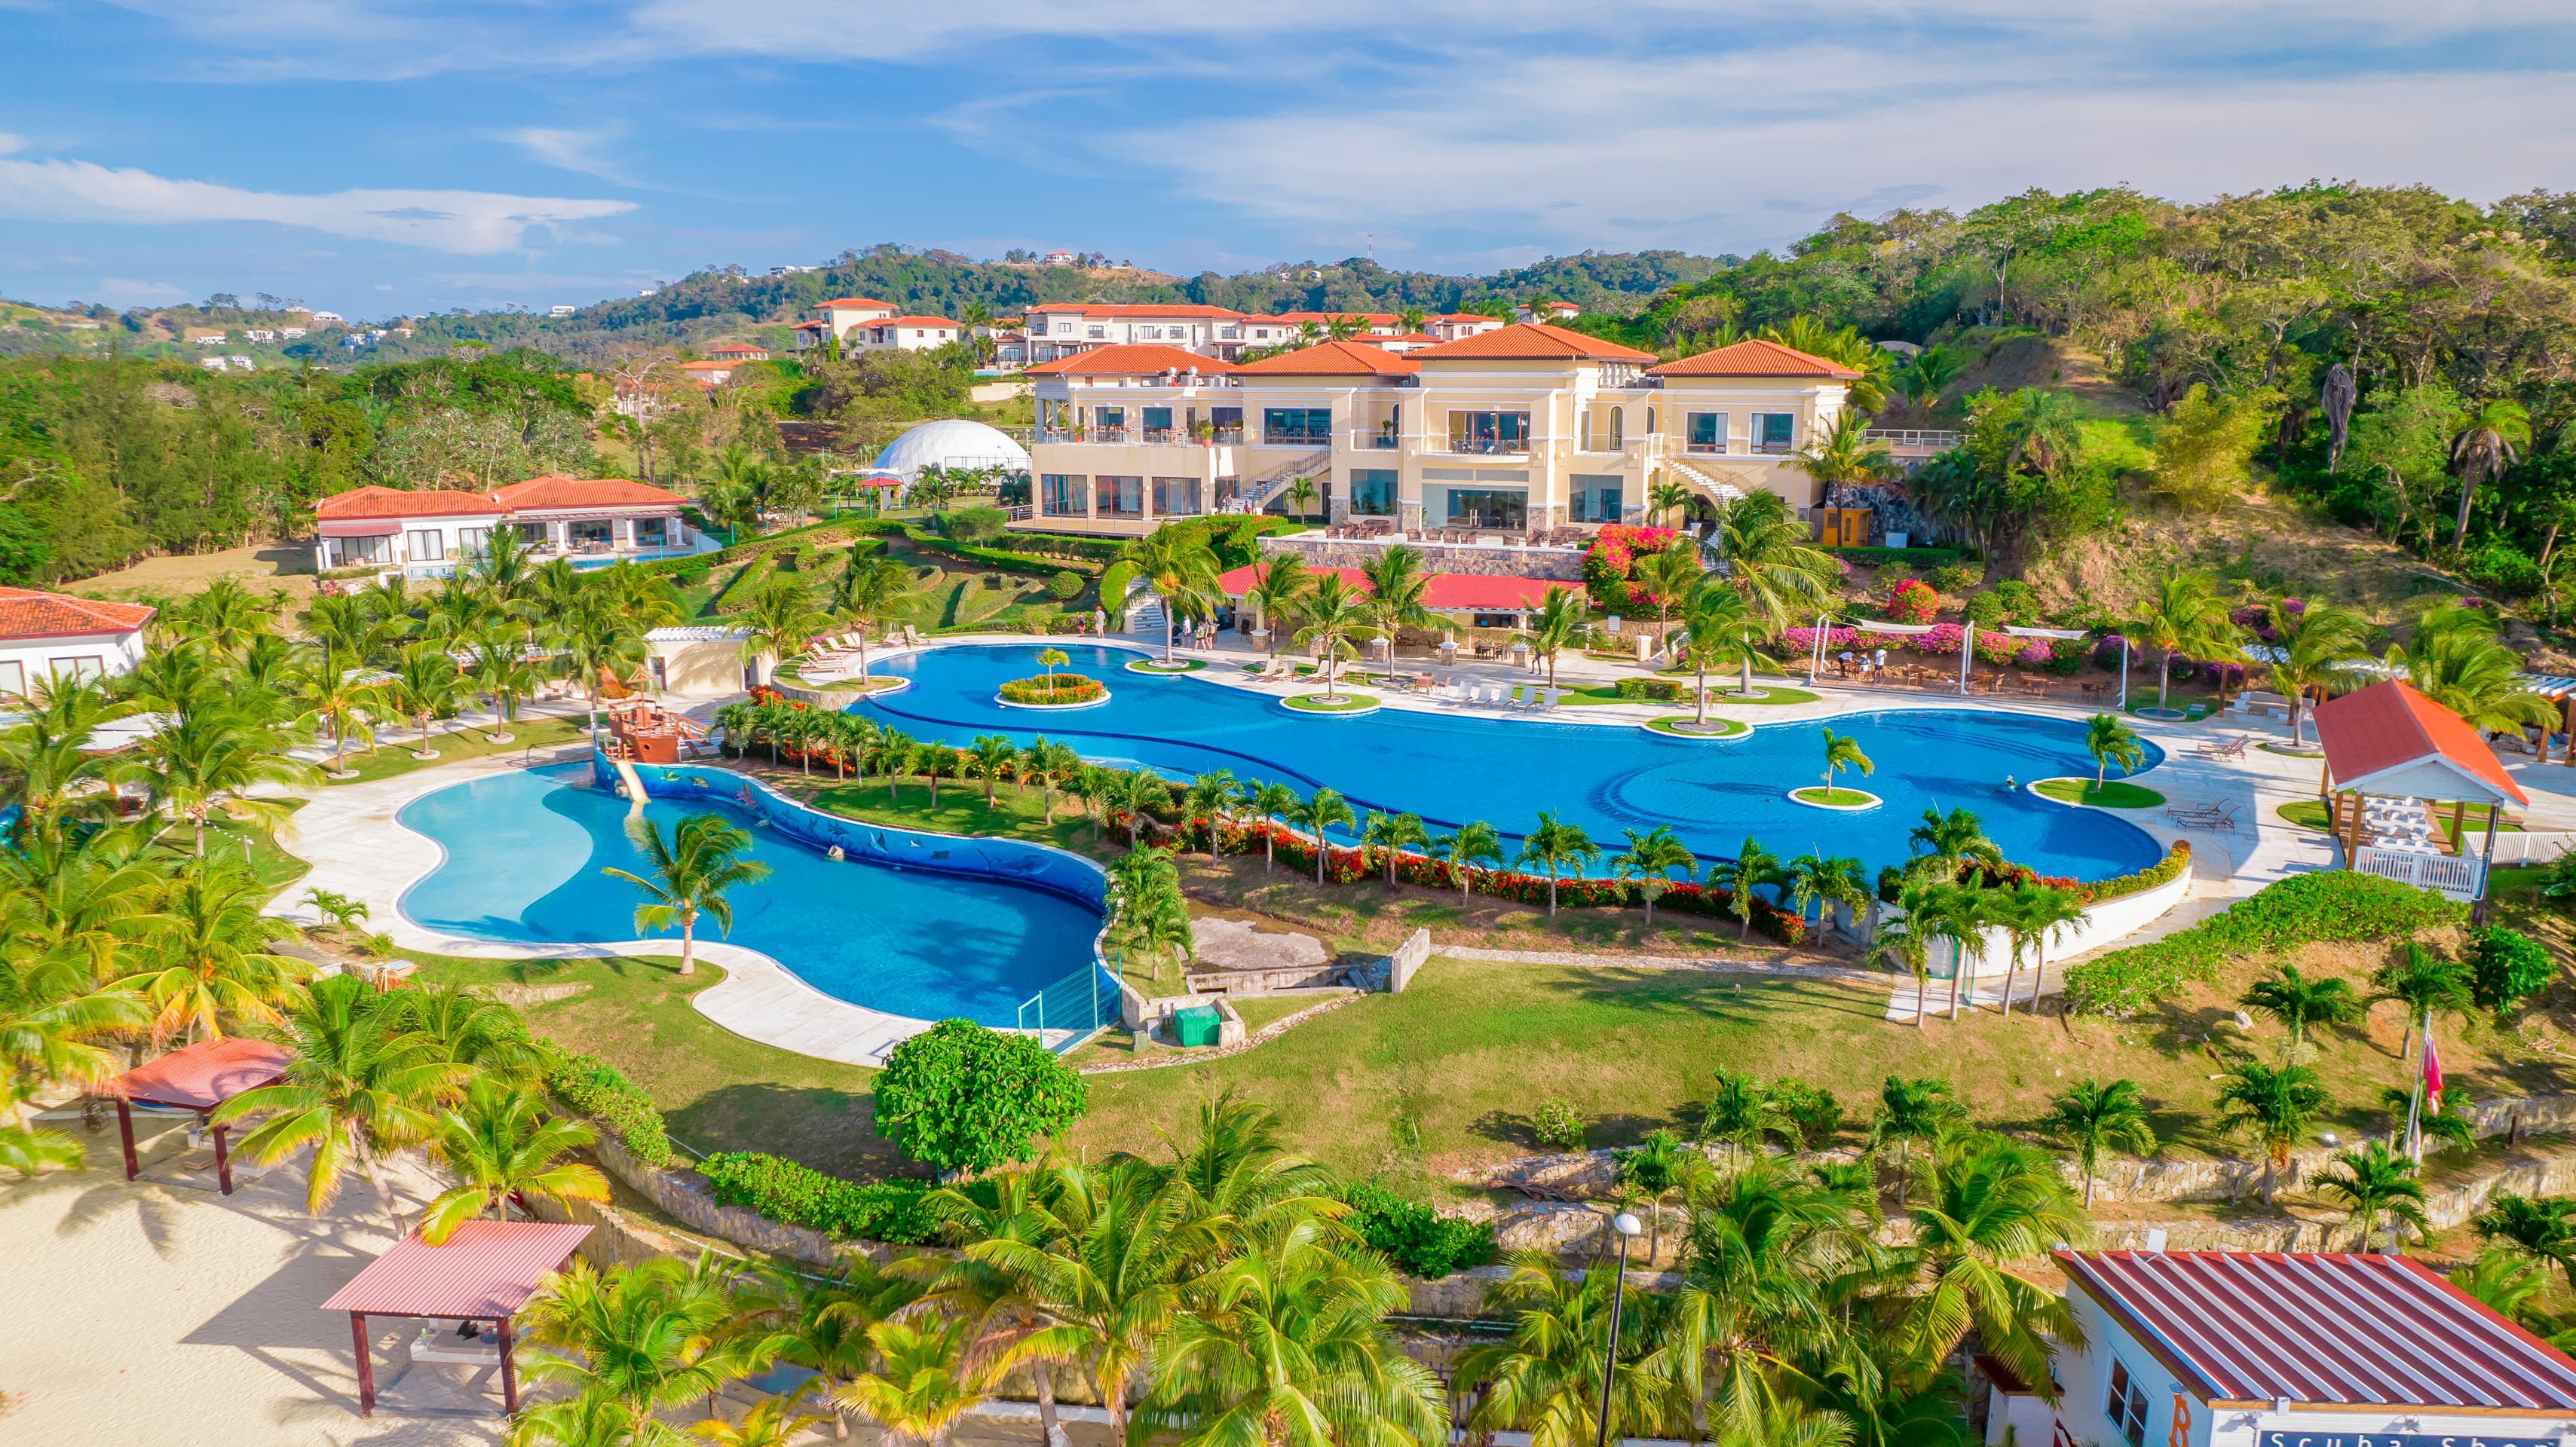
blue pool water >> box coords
[865,644,2167,882]
[397,763,1104,1023]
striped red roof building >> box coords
[323,1221,593,1319]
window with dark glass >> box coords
[1209,406,1244,442]
[1143,405,1174,441]
[2106,1361,2149,1447]
[1349,470,1396,516]
[1754,412,1795,454]
[1041,474,1086,515]
[1263,407,1332,445]
[1448,411,1531,453]
[1096,476,1144,517]
[1443,488,1527,528]
[1151,477,1202,515]
[1686,411,1727,453]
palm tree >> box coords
[834,554,925,675]
[384,640,464,758]
[835,1313,994,1447]
[1664,1163,1873,1442]
[1678,579,1769,719]
[1360,810,1429,886]
[2084,712,2144,787]
[969,735,1018,809]
[1359,544,1438,656]
[2039,1078,2155,1207]
[1702,491,1836,647]
[1929,880,2000,1020]
[2239,964,2362,1062]
[2317,1140,2429,1251]
[1631,540,1704,654]
[1453,1252,1673,1447]
[1871,1076,1962,1206]
[1120,525,1224,665]
[1907,806,2002,880]
[553,595,648,730]
[126,706,317,853]
[1241,781,1300,873]
[1996,881,2084,1017]
[509,1387,685,1447]
[422,1077,611,1241]
[689,1393,825,1447]
[124,855,302,1044]
[1527,586,1588,692]
[302,663,386,777]
[1282,474,1320,520]
[522,1256,749,1417]
[1294,788,1355,885]
[1613,827,1697,924]
[1714,836,1782,941]
[1036,647,1068,684]
[1648,477,1692,528]
[737,576,835,687]
[1181,769,1239,850]
[1292,574,1375,700]
[2121,570,2240,718]
[1790,410,1896,495]
[2450,398,2532,550]
[0,677,127,838]
[1700,1069,1786,1165]
[1113,769,1169,850]
[2214,1060,2329,1202]
[1431,820,1505,904]
[1031,739,1083,823]
[2265,600,2375,746]
[601,812,773,977]
[2372,943,2473,1063]
[1817,728,1872,794]
[1783,852,1861,935]
[1245,552,1309,659]
[2385,601,2561,738]
[211,973,468,1216]
[1895,1130,2087,1397]
[1518,812,1598,916]
[2476,1193,2576,1290]
[1877,876,1945,1028]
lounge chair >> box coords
[2193,736,2251,760]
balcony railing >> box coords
[1861,429,1962,452]
[1258,433,1335,449]
[1434,436,1535,457]
[1038,426,1244,447]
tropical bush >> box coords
[1048,568,1085,600]
[547,1053,672,1167]
[1925,563,1980,593]
[998,673,1107,704]
[697,1152,942,1243]
[1339,1182,1498,1278]
[2066,870,2464,1016]
[871,1019,1089,1176]
[2467,926,2554,1016]
[1532,1098,1586,1149]
[936,506,1009,545]
[1613,678,1689,701]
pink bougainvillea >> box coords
[2015,639,2056,666]
[1882,578,1940,625]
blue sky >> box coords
[4,1,2574,320]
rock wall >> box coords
[1257,534,1585,581]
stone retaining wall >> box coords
[1258,534,1585,580]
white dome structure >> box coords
[868,418,1030,481]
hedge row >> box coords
[695,1151,942,1244]
[2085,841,2193,904]
[637,512,868,577]
[2063,870,2467,1017]
[547,1053,672,1167]
[1826,546,1965,567]
[1339,1182,1497,1278]
[849,519,1104,578]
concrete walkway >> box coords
[268,747,943,1070]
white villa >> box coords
[796,298,964,353]
[0,587,154,702]
[1016,323,1863,538]
[312,476,716,580]
[1017,304,1507,366]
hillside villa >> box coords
[796,298,964,353]
[312,476,717,580]
[1017,323,1864,540]
[1018,304,1507,365]
[0,587,154,700]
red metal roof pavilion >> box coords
[321,1221,591,1418]
[2058,1250,2576,1412]
[107,1036,292,1195]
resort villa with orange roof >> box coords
[1018,321,1866,540]
[0,586,155,700]
[797,297,965,353]
[311,475,717,580]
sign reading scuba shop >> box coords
[2260,1434,2565,1447]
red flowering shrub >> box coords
[1882,579,1939,625]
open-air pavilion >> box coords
[2312,678,2529,910]
[106,1035,293,1195]
[320,1219,591,1418]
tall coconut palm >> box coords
[1714,836,1783,941]
[1360,810,1429,887]
[1818,729,1872,794]
[1242,781,1303,874]
[1927,880,1999,1020]
[1871,1075,1964,1206]
[1120,525,1224,665]
[1613,826,1698,925]
[1790,410,1897,495]
[600,812,773,977]
[1359,544,1438,656]
[1994,880,2083,1017]
[1294,787,1355,886]
[1895,1130,2087,1397]
[212,973,467,1215]
[2317,1140,2430,1251]
[1679,580,1771,718]
[2385,602,2559,737]
[470,623,546,739]
[2084,712,2144,787]
[1662,1162,1873,1441]
[1293,574,1376,700]
[553,595,649,730]
[1453,1251,1676,1447]
[2450,399,2532,550]
[1518,812,1599,916]
[124,705,317,854]
[834,554,925,676]
[1702,491,1836,659]
[422,1077,611,1241]
[1527,586,1588,693]
[2214,1060,2329,1203]
[302,662,387,776]
[1245,552,1310,660]
[2265,600,2375,746]
[1631,540,1705,655]
[2039,1078,2155,1207]
[1877,876,1945,1029]
[1432,819,1505,904]
[2121,570,2240,718]
[387,641,464,759]
[737,575,835,687]
[969,735,1018,810]
[124,855,302,1044]
[1648,477,1692,528]
[1907,806,2002,880]
[0,678,127,838]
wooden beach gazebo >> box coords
[320,1220,591,1418]
[106,1036,293,1195]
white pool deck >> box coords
[272,629,2576,1068]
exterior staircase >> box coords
[1128,595,1165,639]
[1225,450,1332,515]
[1661,456,1746,506]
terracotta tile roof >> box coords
[314,485,501,521]
[678,359,734,372]
[2311,678,2529,806]
[1648,338,1861,380]
[320,1222,593,1320]
[1438,313,1499,324]
[1216,564,1574,610]
[489,475,688,512]
[1022,344,1236,377]
[2058,1250,2576,1409]
[1230,341,1420,377]
[1273,311,1397,325]
[873,315,960,329]
[112,1037,291,1109]
[1362,333,1441,347]
[0,586,155,641]
[814,296,897,310]
[1407,322,1652,363]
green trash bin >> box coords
[1172,1005,1222,1048]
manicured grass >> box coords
[1233,995,1327,1031]
[323,714,590,786]
[2036,777,2167,809]
[1709,686,1820,705]
[1282,693,1379,714]
[2275,798,2522,833]
[798,771,1108,859]
[780,661,904,693]
[1789,786,1878,807]
[1126,657,1206,674]
[1645,714,1748,737]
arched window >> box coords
[1610,407,1625,448]
[1646,406,1657,434]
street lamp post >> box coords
[1594,1211,1643,1447]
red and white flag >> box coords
[2423,1034,2445,1115]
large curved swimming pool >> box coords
[864,644,2167,882]
[397,762,1104,1024]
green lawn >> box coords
[1790,787,1876,807]
[323,714,590,787]
[1645,715,1748,737]
[1283,693,1378,713]
[2036,777,2166,809]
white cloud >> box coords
[491,125,639,185]
[0,133,20,155]
[93,276,191,305]
[0,156,636,253]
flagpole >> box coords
[2405,1005,2431,1164]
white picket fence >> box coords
[2353,846,2485,901]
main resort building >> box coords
[1015,323,1864,539]
[312,475,717,580]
